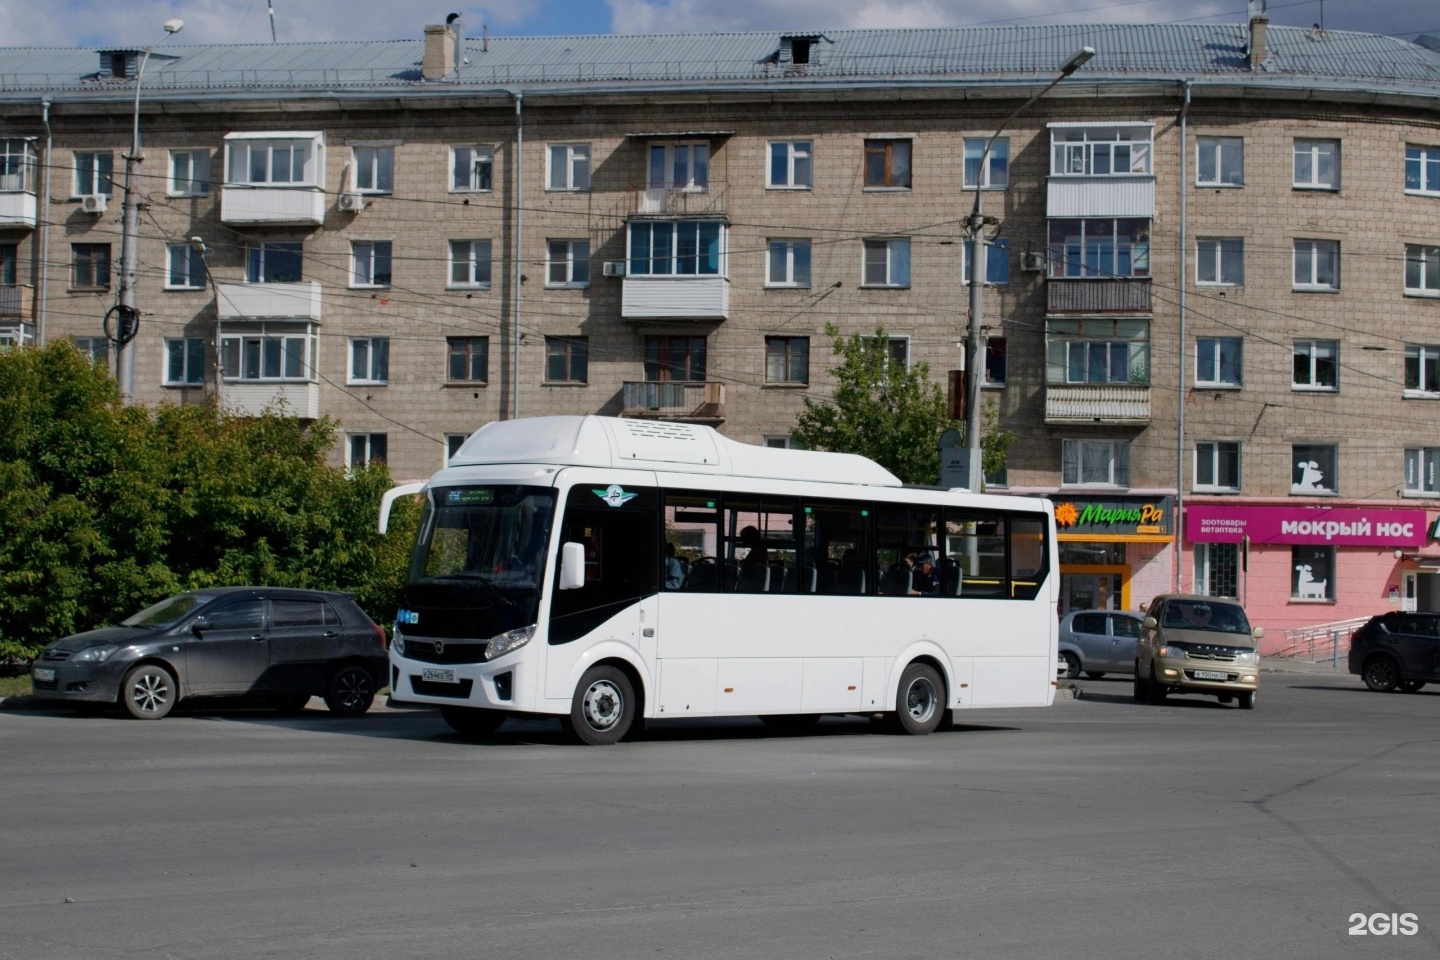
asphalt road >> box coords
[1,668,1437,960]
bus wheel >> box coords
[893,663,945,736]
[565,666,635,746]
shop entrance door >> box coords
[1401,571,1440,613]
[1060,573,1120,615]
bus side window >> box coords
[1009,515,1049,600]
[944,510,1007,598]
[725,497,799,593]
[802,500,871,595]
[663,491,722,593]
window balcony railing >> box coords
[220,184,327,225]
[0,190,38,229]
[621,381,725,422]
[1047,278,1150,314]
[0,284,33,319]
[631,182,726,217]
[216,281,322,321]
[1045,384,1151,424]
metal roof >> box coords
[0,23,1437,101]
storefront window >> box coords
[1059,542,1126,565]
[1194,543,1238,599]
[1291,545,1335,601]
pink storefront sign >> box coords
[1186,505,1428,547]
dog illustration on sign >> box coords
[1292,459,1327,493]
[1295,563,1328,599]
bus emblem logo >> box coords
[593,484,638,508]
[433,640,443,655]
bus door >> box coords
[544,482,659,701]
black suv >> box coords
[1348,612,1440,693]
[30,587,388,719]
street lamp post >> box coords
[964,45,1093,489]
[114,18,183,404]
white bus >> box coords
[379,416,1058,744]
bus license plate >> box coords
[422,668,457,684]
[1193,669,1228,681]
[33,668,56,682]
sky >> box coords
[2,0,1437,48]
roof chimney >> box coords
[423,18,457,81]
[1248,4,1270,70]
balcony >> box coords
[0,192,37,229]
[630,182,726,218]
[0,284,33,319]
[622,276,728,320]
[1047,176,1154,218]
[1047,279,1150,314]
[1045,385,1151,425]
[220,185,326,226]
[216,281,322,321]
[223,381,321,419]
[621,381,725,423]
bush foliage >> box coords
[0,342,418,661]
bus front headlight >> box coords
[392,625,406,656]
[486,624,536,660]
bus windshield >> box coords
[410,485,557,590]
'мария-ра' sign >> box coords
[1052,496,1173,539]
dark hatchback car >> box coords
[30,587,388,719]
[1348,612,1440,692]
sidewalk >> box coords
[1261,658,1352,677]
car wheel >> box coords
[271,693,312,714]
[324,665,376,716]
[1362,656,1400,693]
[563,665,636,745]
[121,664,178,720]
[1146,666,1167,704]
[1084,671,1106,680]
[1060,652,1081,680]
[893,663,945,736]
[1133,663,1148,702]
[759,714,822,734]
[1397,680,1425,693]
[441,706,507,737]
[1237,690,1256,710]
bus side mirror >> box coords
[558,541,586,590]
[1252,626,1264,640]
[1142,616,1157,630]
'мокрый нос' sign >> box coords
[1186,505,1428,547]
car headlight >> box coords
[392,625,406,656]
[485,624,536,660]
[1235,649,1259,665]
[1158,643,1187,660]
[72,644,119,662]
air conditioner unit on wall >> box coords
[80,194,107,215]
[338,192,366,212]
[602,261,627,278]
[1021,251,1047,272]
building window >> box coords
[1404,244,1440,296]
[1195,441,1241,492]
[1292,340,1338,391]
[1405,447,1440,495]
[1404,344,1440,396]
[862,238,910,287]
[649,141,708,190]
[446,336,488,383]
[1195,337,1242,387]
[1047,218,1150,278]
[352,146,394,193]
[226,138,317,186]
[1050,126,1153,176]
[963,137,1008,188]
[1061,439,1130,488]
[445,434,469,465]
[74,337,109,365]
[166,244,206,289]
[1405,144,1440,196]
[546,240,590,287]
[1293,239,1339,290]
[1291,545,1335,601]
[863,138,911,189]
[0,139,37,192]
[1293,138,1340,189]
[1196,136,1243,186]
[451,146,494,192]
[1,243,17,285]
[545,336,588,383]
[766,239,811,287]
[1194,543,1239,599]
[765,336,809,384]
[348,433,387,469]
[985,337,1007,387]
[644,335,706,382]
[351,241,392,287]
[628,221,723,276]
[547,144,591,191]
[768,140,812,188]
[71,244,111,288]
[1196,237,1243,286]
[164,338,206,386]
[73,151,113,196]
[246,242,303,283]
[1046,319,1150,385]
[449,240,492,288]
[348,337,389,385]
[168,149,210,196]
[220,328,315,381]
[962,237,1010,285]
[1291,444,1338,494]
[764,436,800,449]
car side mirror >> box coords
[558,541,586,591]
[190,617,212,636]
[1142,616,1157,630]
[1252,626,1264,640]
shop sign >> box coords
[1052,496,1172,537]
[1187,505,1427,547]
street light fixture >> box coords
[962,45,1093,489]
[114,18,183,404]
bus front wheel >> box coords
[564,665,636,746]
[893,663,946,736]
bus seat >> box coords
[815,560,839,594]
[939,560,962,597]
[879,567,912,596]
[799,564,818,594]
[836,568,866,595]
[769,562,788,593]
[736,563,769,593]
[686,558,718,591]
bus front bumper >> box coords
[389,652,522,710]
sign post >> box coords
[937,427,972,490]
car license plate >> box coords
[1193,669,1228,681]
[422,668,457,684]
[33,668,56,682]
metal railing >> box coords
[1272,616,1371,663]
[631,182,726,217]
[621,380,725,419]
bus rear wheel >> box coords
[564,665,636,746]
[893,663,945,736]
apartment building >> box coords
[3,14,1440,637]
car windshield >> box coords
[409,485,557,590]
[1162,600,1250,635]
[121,594,211,628]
